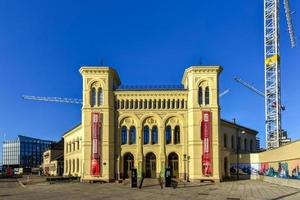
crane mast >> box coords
[264,0,281,149]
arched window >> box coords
[172,100,175,109]
[174,126,180,144]
[153,99,157,109]
[149,99,152,109]
[165,126,171,144]
[231,135,235,149]
[117,100,120,109]
[69,160,71,174]
[139,99,143,109]
[135,100,138,109]
[244,138,247,151]
[181,99,185,109]
[77,159,79,172]
[66,143,68,153]
[129,126,136,144]
[176,99,180,109]
[152,126,158,144]
[121,100,124,109]
[130,100,134,109]
[205,87,210,105]
[144,100,148,109]
[121,126,127,144]
[73,159,75,172]
[167,100,170,109]
[98,88,103,106]
[224,134,227,148]
[158,100,161,109]
[198,86,203,105]
[250,140,253,152]
[65,160,68,173]
[91,87,96,107]
[125,100,129,109]
[162,100,166,109]
[143,126,149,144]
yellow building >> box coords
[63,65,257,182]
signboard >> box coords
[201,111,212,176]
[91,112,102,176]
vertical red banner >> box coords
[91,112,102,176]
[201,111,212,176]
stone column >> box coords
[171,128,175,144]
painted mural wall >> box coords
[230,159,300,180]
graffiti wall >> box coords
[230,159,300,180]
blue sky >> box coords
[0,0,299,163]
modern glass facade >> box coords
[2,135,53,169]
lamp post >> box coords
[187,156,190,182]
[183,154,187,180]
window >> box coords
[167,100,170,109]
[117,100,120,109]
[224,134,227,148]
[144,100,147,109]
[231,135,235,149]
[139,100,143,109]
[152,126,158,144]
[130,100,134,109]
[250,140,253,152]
[244,139,247,151]
[65,160,68,173]
[165,126,171,144]
[77,140,79,150]
[135,100,138,109]
[149,99,152,109]
[172,100,175,109]
[174,126,180,144]
[125,100,129,109]
[153,100,157,109]
[91,87,96,107]
[158,100,161,109]
[176,99,180,109]
[143,126,149,144]
[77,159,79,172]
[98,88,103,106]
[121,100,124,109]
[205,87,210,105]
[121,126,127,144]
[198,87,203,105]
[129,126,136,144]
[181,99,185,109]
[73,159,75,172]
[238,137,241,150]
[162,100,166,109]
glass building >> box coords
[2,135,53,170]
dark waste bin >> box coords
[131,168,137,188]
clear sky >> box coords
[0,0,299,163]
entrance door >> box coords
[123,153,134,179]
[146,153,156,178]
[168,153,179,178]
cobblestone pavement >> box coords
[1,179,300,200]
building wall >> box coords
[62,65,262,182]
[63,125,82,176]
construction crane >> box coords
[22,95,82,104]
[264,0,296,149]
[22,89,230,105]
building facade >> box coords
[42,139,64,176]
[63,65,257,182]
[2,135,53,172]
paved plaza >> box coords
[1,178,300,200]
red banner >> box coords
[201,111,212,176]
[91,112,102,176]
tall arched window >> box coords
[153,99,157,109]
[162,100,166,109]
[125,100,129,109]
[176,99,180,109]
[91,87,96,107]
[65,160,68,173]
[152,126,158,144]
[121,126,127,144]
[165,126,171,144]
[167,100,170,109]
[149,99,152,109]
[130,100,134,109]
[181,99,185,109]
[158,100,161,109]
[135,100,138,109]
[139,99,143,109]
[121,100,124,109]
[231,135,235,149]
[129,126,136,144]
[117,100,120,109]
[73,159,75,172]
[143,126,149,144]
[174,126,180,144]
[69,160,71,174]
[224,134,227,148]
[205,87,210,105]
[77,159,79,172]
[98,88,103,106]
[172,100,175,109]
[198,86,203,105]
[144,100,148,109]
